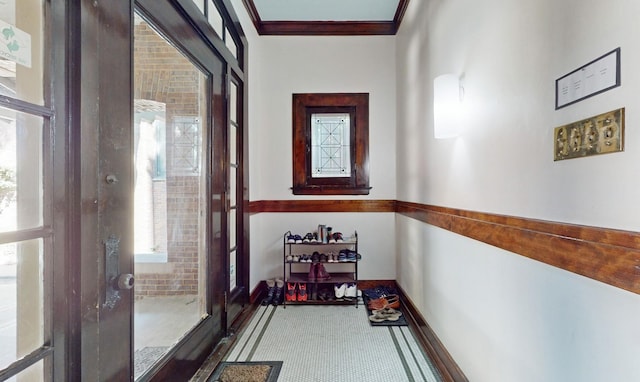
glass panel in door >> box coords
[0,104,49,382]
[133,13,209,378]
[228,81,238,291]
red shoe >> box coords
[297,283,307,301]
[286,282,297,302]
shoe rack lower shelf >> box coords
[284,273,358,307]
[284,299,358,306]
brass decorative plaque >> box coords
[554,108,624,161]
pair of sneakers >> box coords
[302,232,318,243]
[286,234,303,243]
[286,282,307,302]
[334,282,357,299]
[328,232,344,243]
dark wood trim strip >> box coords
[396,201,640,295]
[393,0,410,33]
[249,199,396,213]
[258,21,397,36]
[240,0,261,34]
[250,199,640,294]
[240,0,407,35]
[395,283,468,382]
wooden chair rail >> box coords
[250,199,640,295]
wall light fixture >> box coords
[433,73,463,139]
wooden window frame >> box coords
[292,93,370,195]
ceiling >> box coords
[241,0,409,36]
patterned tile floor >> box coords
[221,304,442,382]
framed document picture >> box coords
[555,48,620,110]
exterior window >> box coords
[172,116,201,176]
[292,93,370,195]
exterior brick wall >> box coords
[134,21,203,298]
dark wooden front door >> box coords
[0,1,247,380]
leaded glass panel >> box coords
[311,113,350,178]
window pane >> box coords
[229,82,237,125]
[229,123,237,166]
[207,1,223,38]
[229,248,236,290]
[0,239,44,370]
[229,164,236,208]
[0,0,44,105]
[311,113,351,178]
[4,358,44,382]
[224,27,237,59]
[192,0,205,14]
[133,14,209,378]
[0,107,43,233]
[172,116,202,176]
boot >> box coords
[297,283,307,302]
[286,282,297,302]
[316,263,331,281]
[308,263,317,282]
[261,279,276,306]
[272,279,285,306]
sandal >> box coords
[367,294,400,310]
[368,307,403,322]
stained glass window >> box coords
[311,113,351,178]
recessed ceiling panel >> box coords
[253,0,401,21]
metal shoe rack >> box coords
[282,230,359,307]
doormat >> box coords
[208,361,283,382]
[134,346,168,379]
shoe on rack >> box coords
[319,252,328,262]
[297,283,307,301]
[332,232,344,242]
[311,251,320,263]
[272,279,285,306]
[294,234,303,244]
[334,283,346,299]
[286,254,293,262]
[286,282,297,302]
[344,283,357,300]
[315,263,331,281]
[292,255,300,262]
[337,249,348,262]
[302,233,314,243]
[286,234,296,243]
[311,232,319,243]
[308,263,317,282]
[262,279,276,306]
[346,250,357,262]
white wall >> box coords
[231,0,398,288]
[248,35,397,201]
[396,0,640,381]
